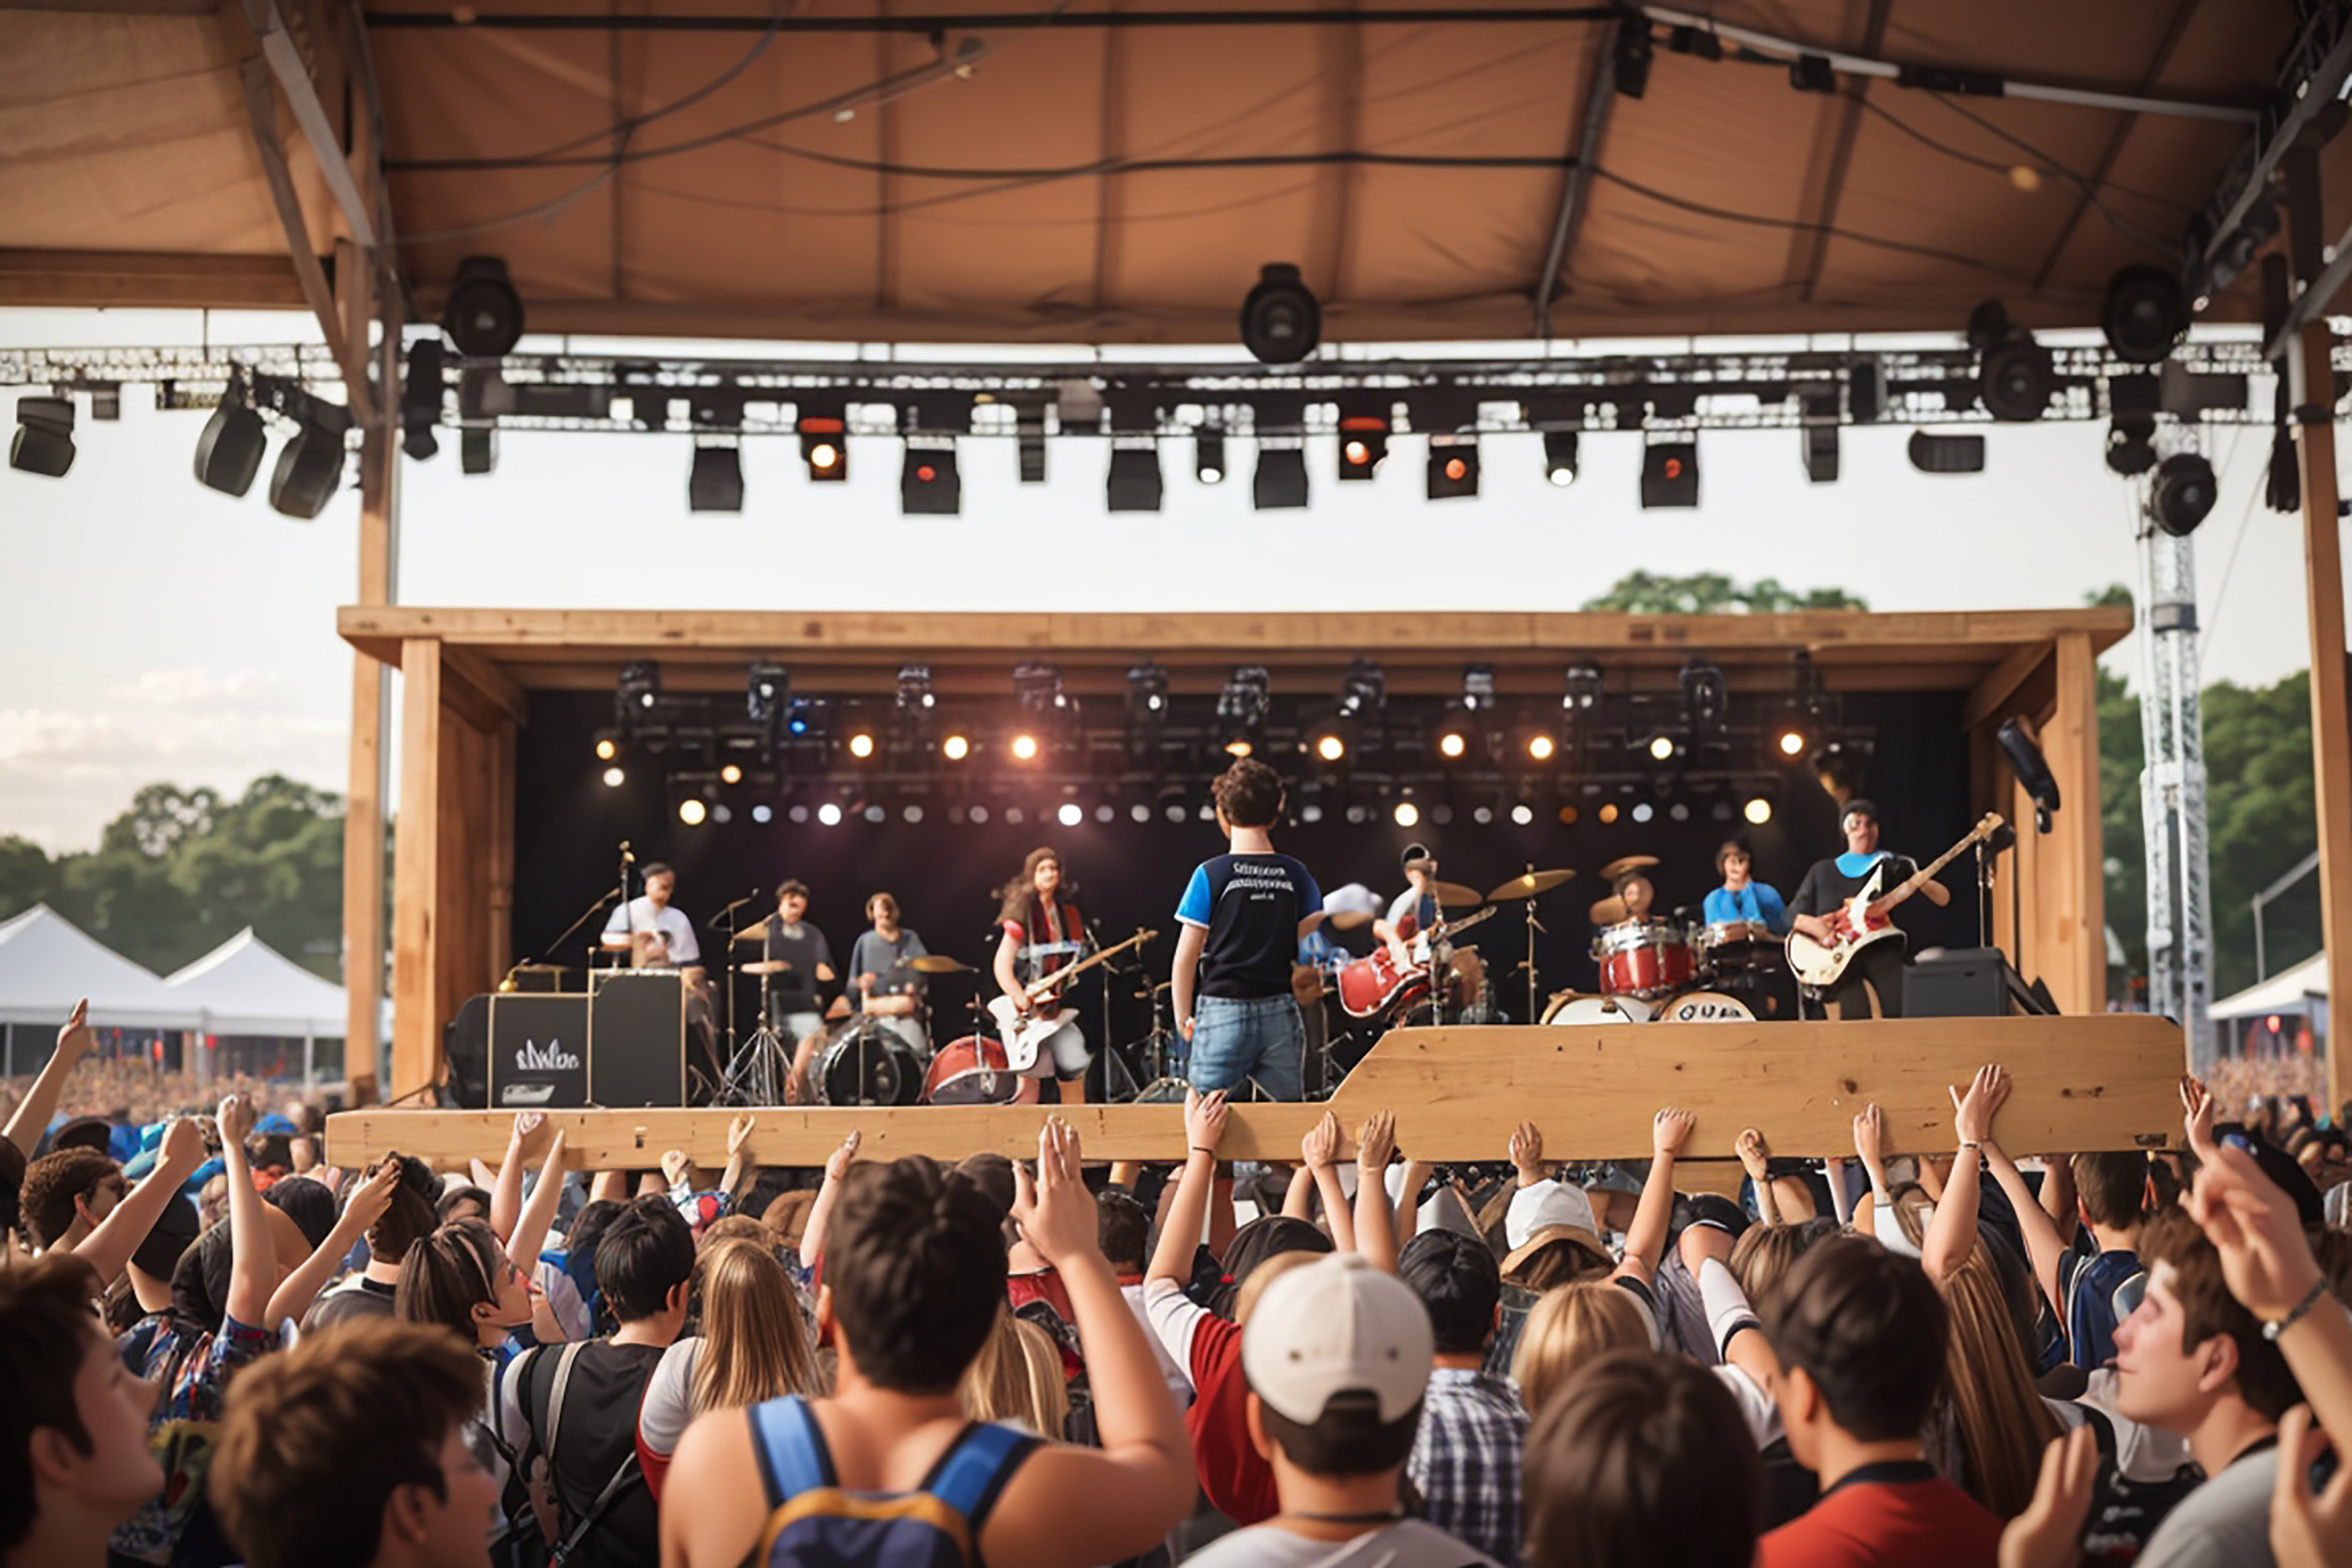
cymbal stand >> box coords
[717,988,793,1107]
[1517,876,1548,1025]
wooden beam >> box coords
[390,638,444,1098]
[1963,642,2051,731]
[441,645,530,729]
[240,0,377,249]
[325,1014,2185,1170]
[2045,633,2105,1013]
[2290,318,2352,1117]
[339,245,397,1101]
[0,249,308,310]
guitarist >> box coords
[1788,799,1950,1020]
[993,846,1095,1105]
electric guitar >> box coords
[1338,905,1500,1018]
[1784,813,2005,989]
[988,927,1159,1072]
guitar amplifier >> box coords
[1904,948,2054,1018]
[590,970,686,1107]
[488,994,591,1108]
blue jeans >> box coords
[1187,994,1305,1102]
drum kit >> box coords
[1532,855,1787,1028]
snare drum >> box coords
[922,1036,1041,1107]
[1539,992,1655,1025]
[1693,920,1780,978]
[1656,989,1757,1025]
[815,1018,923,1107]
[1592,920,1694,999]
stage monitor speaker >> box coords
[590,971,686,1107]
[444,994,491,1109]
[1905,948,2017,1018]
[488,994,590,1108]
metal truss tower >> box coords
[2137,519,2215,1070]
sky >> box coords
[1,305,2343,853]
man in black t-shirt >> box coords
[1787,799,1949,1021]
[761,879,837,1102]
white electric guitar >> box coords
[1785,813,2004,988]
[988,927,1158,1071]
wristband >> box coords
[1189,1146,1218,1156]
[1958,1140,1981,1150]
[2263,1277,2329,1341]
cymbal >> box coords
[1429,880,1486,909]
[1323,907,1374,931]
[1598,855,1659,882]
[1488,869,1575,902]
[733,920,770,944]
[908,954,975,975]
[1589,895,1628,926]
[739,959,793,977]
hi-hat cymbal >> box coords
[1598,855,1659,882]
[740,959,793,977]
[1429,880,1486,909]
[1488,869,1576,902]
[1589,895,1629,926]
[733,920,770,944]
[1324,907,1375,931]
[908,954,975,975]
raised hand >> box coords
[1301,1110,1341,1171]
[824,1129,862,1182]
[1735,1127,1771,1181]
[1853,1102,1886,1165]
[159,1116,206,1174]
[216,1093,256,1147]
[727,1113,757,1158]
[1183,1087,1229,1156]
[1509,1120,1545,1183]
[56,998,91,1058]
[344,1156,401,1232]
[1951,1063,2012,1145]
[2180,1074,2219,1155]
[1357,1109,1397,1173]
[1653,1107,1696,1160]
[660,1149,694,1189]
[510,1109,546,1144]
[1999,1425,2099,1568]
[2272,1404,2352,1568]
[1011,1118,1098,1267]
[2186,1140,2326,1321]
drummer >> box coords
[1610,866,1659,924]
[851,891,931,1057]
[1701,838,1788,932]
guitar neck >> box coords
[1885,817,2002,906]
[1028,931,1151,997]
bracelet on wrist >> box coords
[2263,1277,2330,1341]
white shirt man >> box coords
[603,864,701,967]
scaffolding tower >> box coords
[2138,517,2216,1071]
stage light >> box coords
[1800,387,1838,484]
[401,338,446,461]
[1744,796,1773,825]
[600,764,625,788]
[1253,446,1308,510]
[1225,739,1254,758]
[1669,802,1690,822]
[1679,659,1728,732]
[1526,733,1556,762]
[1512,803,1535,826]
[461,426,497,475]
[847,731,876,760]
[751,804,773,823]
[1058,801,1084,827]
[1240,263,1320,365]
[745,662,788,730]
[1316,733,1347,763]
[1631,802,1655,824]
[816,802,843,826]
[901,445,961,515]
[1438,730,1468,760]
[688,444,745,512]
[1640,440,1698,508]
[895,666,935,712]
[1563,662,1603,713]
[619,661,662,724]
[1777,728,1808,759]
[1648,734,1677,762]
[2103,265,2186,365]
[1980,332,2053,422]
[1907,430,1985,474]
[799,400,848,481]
[594,735,620,761]
[942,733,971,761]
[1393,801,1421,828]
[1613,16,1653,97]
[1543,430,1580,487]
[678,797,708,826]
[1597,802,1620,824]
[720,762,744,786]
[1127,662,1169,717]
[268,419,343,519]
[1217,665,1271,755]
[1011,733,1041,762]
[194,396,266,497]
[1337,659,1385,719]
[2148,452,2216,536]
[1196,429,1226,484]
[1427,439,1479,499]
[1338,411,1388,481]
[1107,447,1163,512]
[443,256,526,357]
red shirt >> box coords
[1759,1463,2003,1568]
[1185,1312,1279,1526]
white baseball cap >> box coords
[1241,1253,1434,1425]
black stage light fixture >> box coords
[401,338,446,461]
[1543,430,1581,487]
[1216,666,1272,757]
[194,393,267,497]
[1196,428,1227,484]
[1799,387,1838,483]
[1907,431,1985,474]
[1613,17,1653,98]
[442,256,525,357]
[619,660,664,728]
[1640,439,1698,508]
[746,660,788,728]
[1106,446,1163,512]
[900,445,961,515]
[1126,660,1171,760]
[1254,445,1308,510]
[1996,716,2062,833]
[2102,265,2188,365]
[1679,659,1728,734]
[1980,331,2053,422]
[798,398,848,482]
[689,443,745,513]
[1562,662,1604,714]
[1338,404,1388,481]
[2105,416,2158,477]
[10,395,74,477]
[2147,452,2217,537]
[1427,438,1479,499]
[1240,263,1319,365]
[1965,298,2012,354]
[1337,658,1385,720]
[462,426,496,475]
[268,419,343,519]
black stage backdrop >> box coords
[512,689,1982,1078]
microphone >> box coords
[619,840,636,865]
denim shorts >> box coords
[1187,993,1305,1102]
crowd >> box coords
[5,989,2352,1568]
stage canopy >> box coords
[0,905,194,1033]
[2211,949,2332,1022]
[164,927,353,1040]
[2,1,2344,345]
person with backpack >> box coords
[659,1118,1194,1568]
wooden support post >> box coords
[390,638,443,1098]
[339,239,396,1100]
[2047,633,2105,1014]
[2291,320,2352,1114]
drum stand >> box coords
[717,993,794,1107]
[1517,899,1545,1024]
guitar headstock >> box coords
[1973,811,2006,842]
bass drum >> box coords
[815,1018,924,1107]
[1656,989,1757,1025]
[922,1035,1041,1107]
[1539,993,1654,1025]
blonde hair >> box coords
[961,1307,1034,1425]
[688,1239,823,1416]
[1509,1281,1651,1420]
[1232,1247,1320,1326]
[1938,1248,2061,1518]
[1012,1318,1069,1437]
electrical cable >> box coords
[1914,93,2181,262]
[2198,426,2262,667]
[492,0,795,165]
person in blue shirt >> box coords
[1701,838,1788,933]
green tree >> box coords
[1581,572,1869,613]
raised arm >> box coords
[1148,1088,1227,1287]
[267,1157,397,1330]
[1352,1110,1398,1274]
[1392,1157,1434,1244]
[508,1129,568,1269]
[1618,1108,1695,1287]
[719,1114,756,1202]
[216,1095,275,1327]
[488,1111,543,1242]
[1923,1065,2008,1283]
[5,1000,93,1157]
[1300,1111,1355,1254]
[1736,1127,1778,1228]
[1680,1221,1778,1395]
[797,1130,860,1273]
[73,1116,205,1283]
[1982,1141,2070,1316]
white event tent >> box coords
[0,905,194,1076]
[2211,951,2331,1022]
[163,928,349,1039]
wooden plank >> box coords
[489,721,516,986]
[390,639,443,1098]
[441,644,530,729]
[2291,319,2352,1116]
[339,249,395,1100]
[1963,642,2052,730]
[325,1014,2185,1170]
[0,249,308,310]
[2046,633,2105,1014]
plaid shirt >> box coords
[111,1313,274,1566]
[1409,1366,1530,1566]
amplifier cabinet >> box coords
[590,970,686,1107]
[488,994,591,1108]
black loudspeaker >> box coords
[444,993,491,1108]
[488,994,591,1108]
[1904,948,2054,1018]
[590,971,685,1107]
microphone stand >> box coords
[531,887,621,985]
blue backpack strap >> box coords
[920,1422,1040,1537]
[748,1396,833,1509]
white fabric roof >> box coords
[2210,951,2331,1022]
[0,905,196,1030]
[164,928,350,1040]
